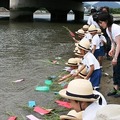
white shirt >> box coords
[85,32,92,41]
[91,34,101,49]
[106,23,120,41]
[82,52,100,71]
[87,15,100,28]
[99,35,107,46]
[93,90,107,105]
[83,102,103,120]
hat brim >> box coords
[59,89,97,102]
[65,62,78,67]
[75,31,85,35]
[76,43,90,52]
[98,32,103,35]
[78,46,90,52]
[89,30,97,33]
[78,73,86,79]
[60,115,80,120]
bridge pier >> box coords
[74,10,84,22]
[49,10,68,22]
[9,0,84,22]
[10,9,34,21]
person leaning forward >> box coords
[59,79,105,120]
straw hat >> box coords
[78,66,88,78]
[74,58,82,65]
[75,29,85,35]
[97,28,103,35]
[65,58,78,66]
[88,25,97,33]
[77,38,90,51]
[60,110,83,120]
[73,46,79,53]
[94,104,120,120]
[59,79,99,102]
[82,25,89,31]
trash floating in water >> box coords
[26,114,42,120]
[50,75,56,79]
[35,86,50,92]
[34,106,51,115]
[44,79,52,86]
[28,101,36,108]
[8,116,17,120]
[55,57,62,60]
[12,79,24,83]
[54,92,59,95]
[104,73,109,76]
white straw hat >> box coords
[82,25,89,31]
[77,38,90,51]
[94,104,120,120]
[74,58,82,65]
[97,28,103,35]
[75,29,85,35]
[88,25,97,33]
[78,66,88,78]
[59,79,99,102]
[65,58,78,66]
[60,110,83,120]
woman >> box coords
[98,12,120,98]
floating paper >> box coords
[34,106,50,115]
[44,80,52,86]
[28,101,36,108]
[55,100,71,109]
[8,116,17,120]
[12,79,24,83]
[26,114,42,120]
[35,86,50,92]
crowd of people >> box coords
[57,6,120,120]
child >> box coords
[58,58,81,83]
[72,29,85,43]
[59,79,105,120]
[97,28,107,68]
[88,25,101,62]
[74,38,101,90]
[60,110,83,120]
[82,24,92,43]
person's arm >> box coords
[72,64,85,77]
[92,45,96,54]
[72,37,79,43]
[108,41,115,57]
[84,65,94,80]
[58,74,72,82]
[112,35,120,65]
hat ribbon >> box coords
[66,91,99,99]
[68,63,78,65]
[78,44,89,51]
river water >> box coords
[0,14,85,119]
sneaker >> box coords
[107,88,117,96]
[114,90,120,98]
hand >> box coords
[112,58,117,66]
[108,49,115,57]
[84,76,88,80]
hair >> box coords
[99,6,110,13]
[98,12,113,27]
[91,8,97,14]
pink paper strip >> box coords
[34,106,50,115]
[26,114,42,120]
[55,100,71,109]
[8,116,17,120]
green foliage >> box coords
[110,8,120,14]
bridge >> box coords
[0,0,116,22]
